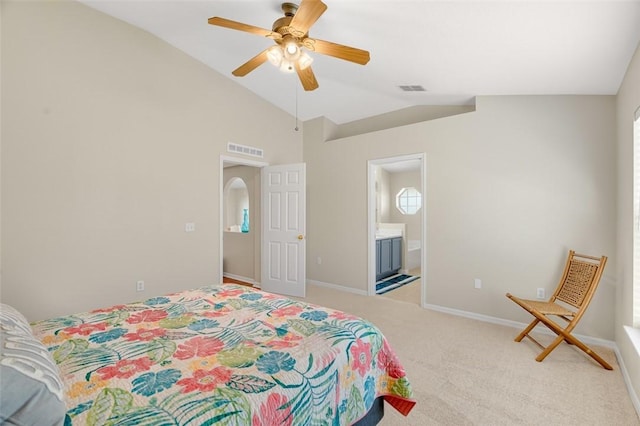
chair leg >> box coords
[536,316,614,370]
[515,318,539,342]
[557,330,613,370]
[535,335,564,362]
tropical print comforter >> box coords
[31,285,415,425]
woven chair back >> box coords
[555,259,599,309]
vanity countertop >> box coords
[375,234,402,240]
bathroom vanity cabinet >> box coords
[376,237,402,281]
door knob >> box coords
[297,235,304,240]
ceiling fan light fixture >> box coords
[267,43,311,72]
[298,51,313,70]
[208,0,369,91]
[279,58,296,73]
[283,41,301,61]
[267,45,284,66]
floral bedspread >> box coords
[31,285,415,425]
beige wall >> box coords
[304,96,617,341]
[0,0,301,321]
[222,165,260,282]
[616,41,640,405]
[376,166,391,223]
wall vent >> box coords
[227,142,264,158]
[398,85,426,92]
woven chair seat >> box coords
[513,298,575,317]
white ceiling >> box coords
[80,0,640,125]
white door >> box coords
[261,163,306,297]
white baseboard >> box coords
[422,302,616,348]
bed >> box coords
[1,284,415,425]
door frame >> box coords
[367,153,427,307]
[219,155,269,286]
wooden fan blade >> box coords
[208,17,281,40]
[289,0,327,37]
[232,49,270,77]
[307,38,370,65]
[295,63,319,91]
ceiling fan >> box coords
[208,0,370,91]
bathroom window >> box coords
[396,187,421,215]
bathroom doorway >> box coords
[367,153,426,307]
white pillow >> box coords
[0,303,67,425]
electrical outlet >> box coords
[185,222,195,232]
[537,288,545,299]
[317,257,322,265]
[474,278,482,289]
[136,280,145,292]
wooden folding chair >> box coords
[506,250,612,370]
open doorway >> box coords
[220,156,267,287]
[367,153,426,307]
[220,156,308,297]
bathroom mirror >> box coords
[396,187,422,215]
[224,177,249,233]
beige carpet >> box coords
[380,268,422,305]
[298,284,640,426]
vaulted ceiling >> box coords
[80,0,640,124]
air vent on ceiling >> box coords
[227,142,264,158]
[398,85,426,92]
